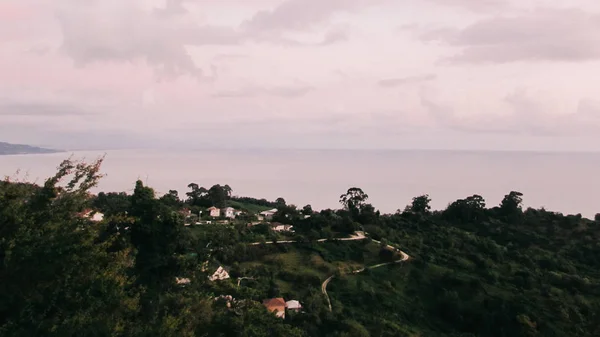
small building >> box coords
[176,277,191,285]
[285,300,302,312]
[209,266,230,281]
[223,207,236,219]
[260,208,278,220]
[271,222,294,232]
[79,209,104,222]
[90,212,105,222]
[208,207,221,217]
[179,208,192,216]
[262,298,286,318]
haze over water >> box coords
[1,149,598,218]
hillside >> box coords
[0,141,61,155]
[1,159,599,336]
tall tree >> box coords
[160,189,182,208]
[499,191,524,222]
[406,194,432,215]
[186,183,207,206]
[444,195,487,223]
[340,187,372,223]
[207,184,232,208]
[339,187,369,211]
[129,181,193,318]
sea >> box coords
[1,149,599,218]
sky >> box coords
[1,0,600,151]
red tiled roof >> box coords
[262,298,286,310]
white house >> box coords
[260,208,278,220]
[90,212,104,222]
[223,207,236,219]
[79,209,104,222]
[208,207,221,217]
[209,266,230,281]
[272,223,294,232]
[285,300,302,312]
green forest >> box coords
[1,158,599,337]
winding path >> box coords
[248,231,366,245]
[237,277,255,287]
[246,231,410,312]
[321,238,410,312]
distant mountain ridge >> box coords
[0,142,61,155]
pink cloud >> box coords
[0,3,34,21]
[0,53,155,97]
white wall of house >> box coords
[209,208,220,217]
[223,207,235,218]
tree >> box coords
[129,180,194,317]
[357,203,379,225]
[302,204,314,215]
[444,195,487,223]
[185,183,207,206]
[340,187,369,211]
[594,213,600,223]
[340,187,371,222]
[406,194,432,215]
[276,197,287,207]
[500,191,524,217]
[0,158,138,336]
[160,189,182,208]
[223,184,233,198]
[273,204,299,224]
[208,184,228,208]
[93,191,131,216]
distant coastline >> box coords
[0,142,62,155]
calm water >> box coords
[1,149,599,218]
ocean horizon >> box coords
[1,148,598,218]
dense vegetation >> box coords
[1,158,599,336]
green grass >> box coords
[227,200,272,213]
[236,240,394,301]
[327,263,431,336]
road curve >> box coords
[248,231,366,246]
[245,230,410,312]
[321,236,410,312]
[321,275,335,311]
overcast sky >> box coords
[1,0,600,151]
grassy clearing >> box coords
[227,200,272,213]
[235,240,392,301]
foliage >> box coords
[0,159,137,336]
[405,194,432,215]
[185,183,232,208]
[2,162,599,337]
